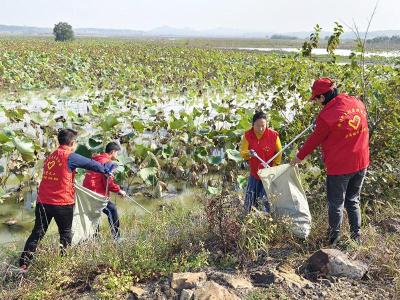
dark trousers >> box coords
[244,175,270,213]
[327,168,367,241]
[103,201,120,239]
[19,203,74,267]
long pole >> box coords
[125,195,152,214]
[264,123,313,166]
[252,124,313,167]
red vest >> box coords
[38,145,75,205]
[245,128,279,179]
[298,94,370,175]
[83,153,120,196]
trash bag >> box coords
[71,183,108,245]
[258,164,312,239]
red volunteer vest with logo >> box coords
[37,145,75,205]
[298,94,370,175]
[83,153,120,196]
[245,128,279,179]
[318,94,370,175]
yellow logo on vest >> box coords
[47,160,56,170]
[348,115,361,130]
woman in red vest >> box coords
[19,129,116,272]
[292,77,369,245]
[240,111,282,213]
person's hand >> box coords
[290,155,302,166]
[118,190,127,197]
[105,162,118,175]
[249,149,256,157]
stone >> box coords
[171,272,207,290]
[209,272,253,289]
[378,218,400,233]
[250,270,276,286]
[78,295,97,300]
[319,278,334,288]
[130,286,146,298]
[276,264,312,289]
[305,249,368,280]
[193,281,240,300]
[304,282,315,289]
[251,267,311,290]
[161,286,177,299]
[223,275,253,289]
[180,289,194,300]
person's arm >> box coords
[240,135,251,160]
[272,136,282,166]
[106,176,121,193]
[296,118,330,161]
[68,153,115,173]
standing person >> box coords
[292,77,370,245]
[240,111,282,213]
[83,142,126,241]
[19,129,116,272]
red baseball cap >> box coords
[310,77,334,100]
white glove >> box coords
[118,190,127,197]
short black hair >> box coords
[105,142,121,154]
[321,88,339,105]
[252,111,267,125]
[57,128,78,146]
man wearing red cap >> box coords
[292,77,370,245]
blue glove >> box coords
[249,149,256,157]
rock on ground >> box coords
[193,281,240,300]
[171,272,207,290]
[208,271,253,289]
[180,289,194,300]
[304,248,368,280]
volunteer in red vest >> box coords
[19,129,116,272]
[292,77,369,245]
[83,142,126,241]
[240,111,282,213]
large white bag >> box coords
[71,184,108,245]
[258,164,312,239]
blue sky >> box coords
[1,0,398,32]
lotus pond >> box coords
[0,38,399,256]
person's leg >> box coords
[53,204,74,255]
[326,174,351,244]
[255,179,269,213]
[103,201,120,239]
[244,176,257,213]
[344,168,367,240]
[19,203,53,267]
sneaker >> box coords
[350,232,362,245]
[115,236,125,244]
[19,264,28,274]
[351,235,362,246]
[328,235,341,247]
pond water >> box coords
[0,184,200,256]
[0,85,292,255]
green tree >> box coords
[301,24,321,58]
[53,22,74,41]
[327,22,344,62]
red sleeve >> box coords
[297,117,330,160]
[104,175,121,193]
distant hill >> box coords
[0,24,144,37]
[0,24,50,36]
[1,24,400,40]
